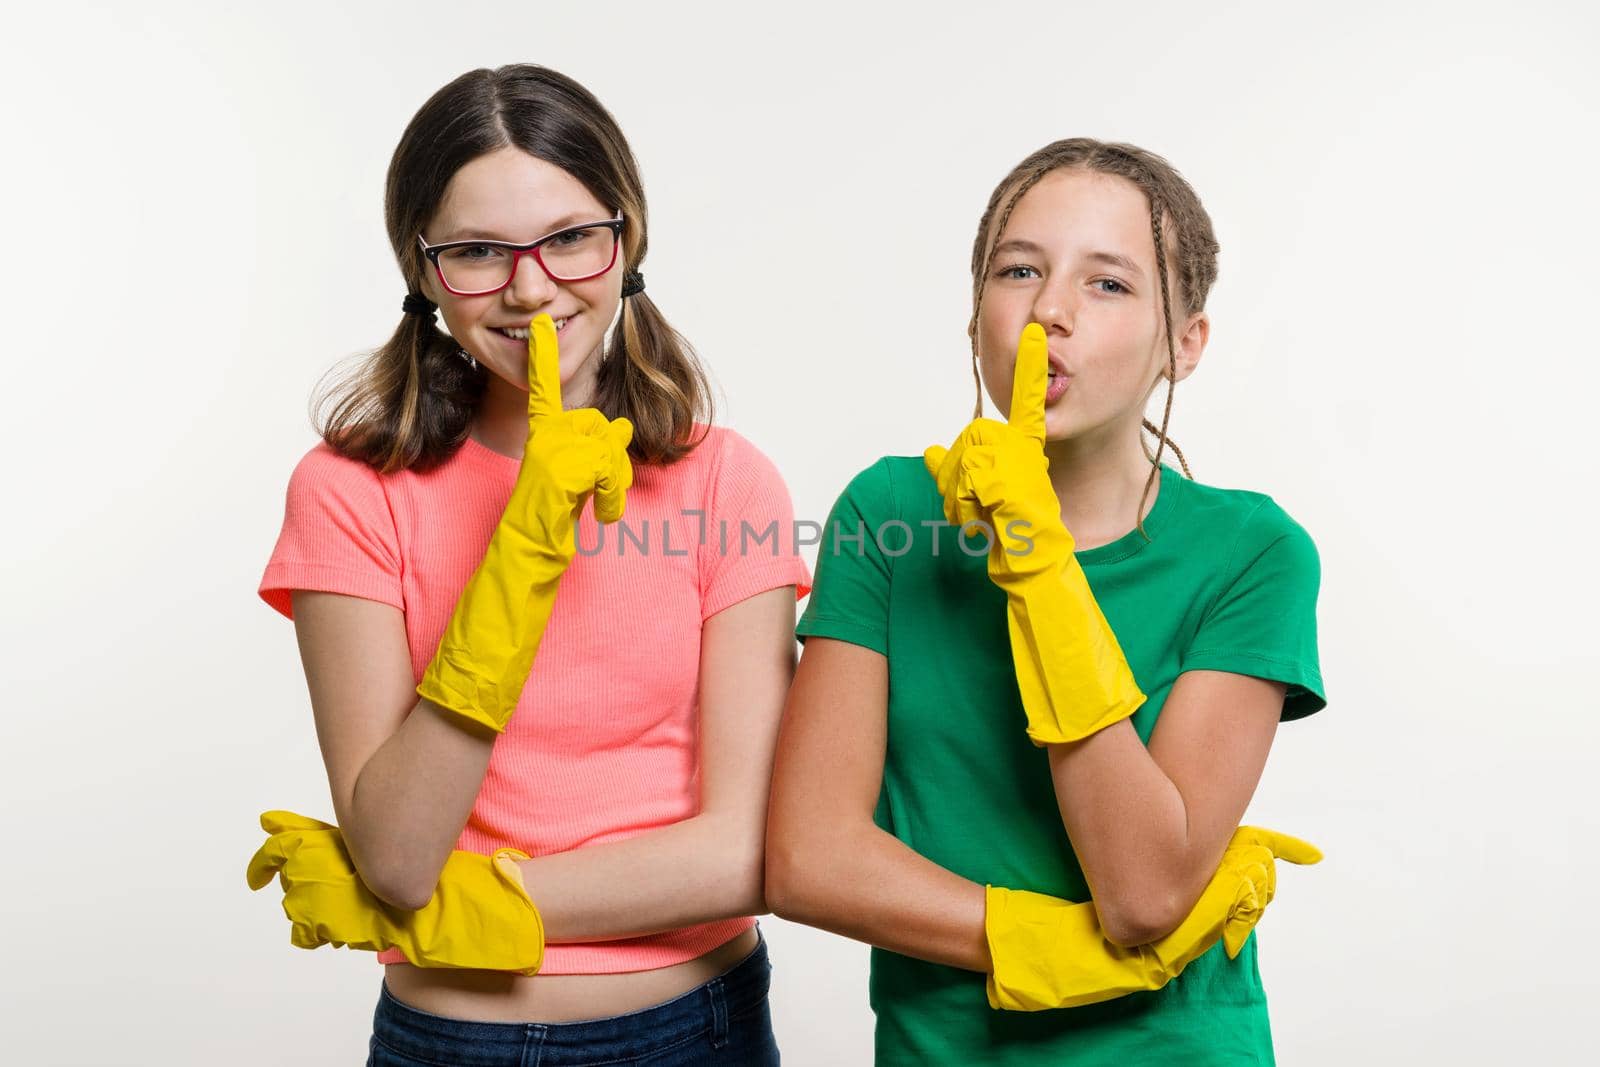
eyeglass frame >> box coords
[416,213,627,297]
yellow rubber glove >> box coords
[924,322,1144,745]
[417,312,633,733]
[986,826,1322,1011]
[246,810,545,975]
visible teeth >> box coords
[497,317,567,340]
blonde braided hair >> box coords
[968,139,1219,540]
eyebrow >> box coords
[992,239,1146,280]
[435,211,596,244]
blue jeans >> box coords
[367,931,780,1065]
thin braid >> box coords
[970,167,1052,419]
[1135,194,1193,540]
[1142,418,1190,471]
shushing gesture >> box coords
[515,312,634,549]
[922,322,1145,746]
[923,322,1072,585]
[417,313,633,734]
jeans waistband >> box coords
[372,929,771,1062]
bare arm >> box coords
[292,583,797,938]
[291,590,495,910]
[513,586,797,941]
[765,637,992,973]
[1046,670,1284,946]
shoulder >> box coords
[831,455,930,519]
[283,441,391,503]
[274,441,410,551]
[689,423,771,470]
[677,423,792,496]
[261,441,405,620]
[1181,473,1319,579]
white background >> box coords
[3,1,1596,1063]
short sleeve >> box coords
[257,443,404,620]
[1180,499,1327,721]
[794,458,896,656]
[698,430,813,621]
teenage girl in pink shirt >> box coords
[248,65,807,1065]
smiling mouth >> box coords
[493,316,571,340]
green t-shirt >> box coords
[795,457,1326,1066]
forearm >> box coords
[345,697,496,910]
[515,811,765,943]
[1046,722,1213,944]
[767,820,991,973]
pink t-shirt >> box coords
[258,425,811,973]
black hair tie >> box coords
[402,293,437,317]
[621,271,646,298]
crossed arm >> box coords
[763,636,1284,963]
[1041,669,1283,944]
[290,584,797,938]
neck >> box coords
[469,357,600,460]
[1043,424,1164,550]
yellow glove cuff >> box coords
[984,885,1161,1012]
[1005,554,1147,746]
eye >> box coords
[995,263,1040,280]
[547,228,593,248]
[1094,278,1128,294]
[442,244,507,262]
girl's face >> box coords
[976,168,1206,444]
[420,146,623,407]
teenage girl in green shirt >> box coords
[767,139,1326,1064]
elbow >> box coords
[377,881,436,914]
[1096,890,1186,949]
[344,838,441,913]
[693,812,768,919]
[762,842,797,920]
[363,864,438,913]
[763,829,826,924]
[728,825,770,918]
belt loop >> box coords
[708,976,729,1049]
[521,1023,546,1067]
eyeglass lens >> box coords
[436,224,618,293]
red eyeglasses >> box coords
[417,214,625,296]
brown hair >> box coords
[315,65,714,473]
[968,138,1220,538]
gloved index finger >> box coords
[1007,322,1048,443]
[525,313,563,421]
[245,836,289,890]
[1232,825,1324,866]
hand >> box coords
[985,824,1323,1012]
[923,323,1145,746]
[510,311,635,557]
[923,322,1071,583]
[416,313,633,733]
[245,810,545,974]
[1149,825,1324,970]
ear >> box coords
[1162,311,1209,384]
[418,267,444,306]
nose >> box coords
[504,250,559,308]
[1030,275,1076,336]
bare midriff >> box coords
[381,926,760,1023]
